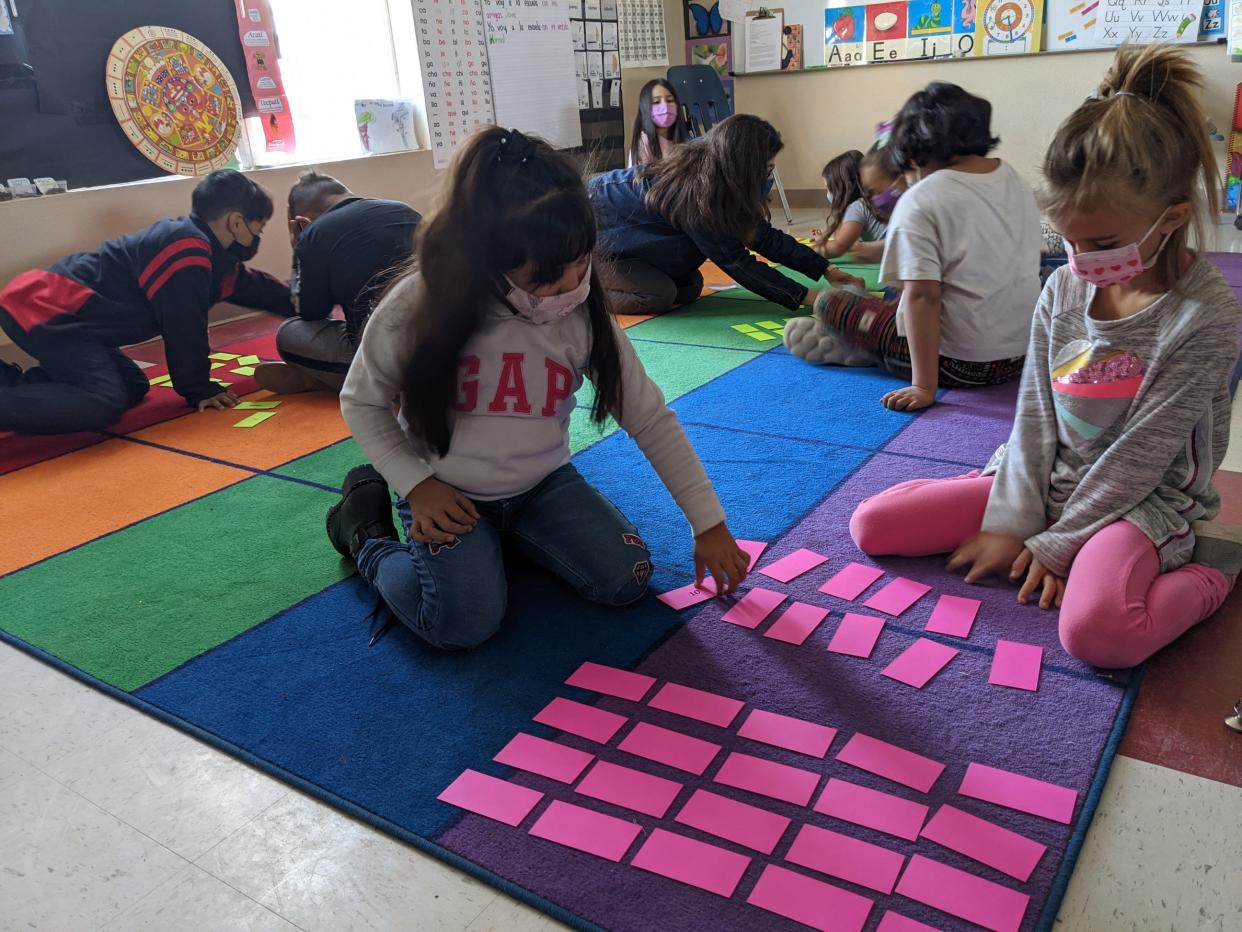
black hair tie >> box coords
[497,128,534,164]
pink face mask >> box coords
[649,103,678,129]
[1065,210,1171,288]
[504,260,592,325]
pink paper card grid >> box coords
[958,762,1078,824]
[864,578,933,616]
[647,682,745,728]
[528,800,641,862]
[876,911,942,932]
[924,594,981,638]
[564,661,655,702]
[785,823,905,895]
[720,587,787,629]
[758,547,829,583]
[657,582,716,611]
[713,751,821,806]
[574,760,683,818]
[493,733,593,783]
[827,613,886,658]
[617,721,721,775]
[437,769,543,826]
[674,788,791,854]
[737,709,838,759]
[737,539,769,570]
[989,640,1043,692]
[895,854,1030,932]
[813,778,929,841]
[764,602,829,645]
[835,732,945,793]
[819,562,885,600]
[630,828,751,898]
[746,864,875,932]
[920,804,1047,882]
[881,639,959,688]
[532,697,627,744]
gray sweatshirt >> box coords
[982,259,1241,577]
[340,274,726,535]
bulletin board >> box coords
[571,0,627,171]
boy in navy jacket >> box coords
[0,170,292,434]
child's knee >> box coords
[582,552,653,607]
[849,497,898,555]
[418,591,507,650]
[1057,600,1138,668]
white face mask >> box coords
[504,260,592,324]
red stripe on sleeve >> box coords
[137,237,211,288]
[145,255,212,301]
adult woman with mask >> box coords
[592,114,864,315]
[629,79,689,167]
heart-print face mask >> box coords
[1064,209,1170,288]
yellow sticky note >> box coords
[746,331,777,342]
[209,353,240,361]
[732,324,759,333]
[756,321,784,331]
[235,354,261,366]
[231,366,256,376]
[233,412,276,428]
[210,362,225,370]
[235,401,281,410]
[148,374,172,385]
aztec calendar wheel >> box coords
[981,0,1035,42]
[105,26,243,176]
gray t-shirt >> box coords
[842,198,887,243]
[982,259,1242,576]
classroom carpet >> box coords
[2,262,1239,931]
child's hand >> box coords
[694,523,749,596]
[826,267,867,290]
[407,476,481,544]
[947,531,1025,583]
[1012,549,1065,609]
[881,385,936,411]
[198,390,239,411]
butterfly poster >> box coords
[686,0,730,38]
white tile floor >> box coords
[3,638,1240,932]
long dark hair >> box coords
[643,114,782,242]
[394,127,623,457]
[821,149,864,237]
[630,78,688,166]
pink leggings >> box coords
[849,473,1232,668]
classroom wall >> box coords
[736,43,1237,198]
[619,0,686,160]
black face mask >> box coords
[228,232,261,262]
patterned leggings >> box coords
[817,289,1026,388]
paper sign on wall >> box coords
[1095,0,1201,43]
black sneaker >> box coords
[0,361,23,387]
[326,465,399,559]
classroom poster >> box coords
[415,0,495,169]
[825,5,867,65]
[1200,0,1225,39]
[865,2,909,62]
[975,0,1043,55]
[744,10,784,71]
[602,0,619,18]
[603,21,619,47]
[1046,0,1109,49]
[605,48,622,76]
[618,0,670,66]
[906,0,957,58]
[781,23,803,68]
[586,19,603,48]
[954,0,978,54]
[234,1,296,154]
[1095,0,1201,44]
[588,50,605,77]
[687,36,732,76]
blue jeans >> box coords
[355,464,653,650]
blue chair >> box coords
[664,64,794,226]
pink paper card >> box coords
[712,751,821,806]
[493,733,594,783]
[920,805,1047,882]
[785,823,905,895]
[864,578,933,616]
[737,539,769,571]
[759,548,830,583]
[989,641,1043,692]
[958,762,1077,824]
[813,778,929,841]
[925,594,981,638]
[737,709,838,759]
[648,682,745,728]
[631,828,751,898]
[835,733,945,793]
[764,602,829,646]
[533,697,626,744]
[437,769,543,826]
[565,661,656,702]
[720,587,787,629]
[617,721,721,775]
[746,864,874,932]
[876,911,941,932]
[827,613,886,658]
[574,760,683,817]
[674,788,791,854]
[528,799,641,862]
[881,639,959,689]
[819,562,885,600]
[895,855,1030,932]
[657,582,716,611]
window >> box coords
[245,0,427,166]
